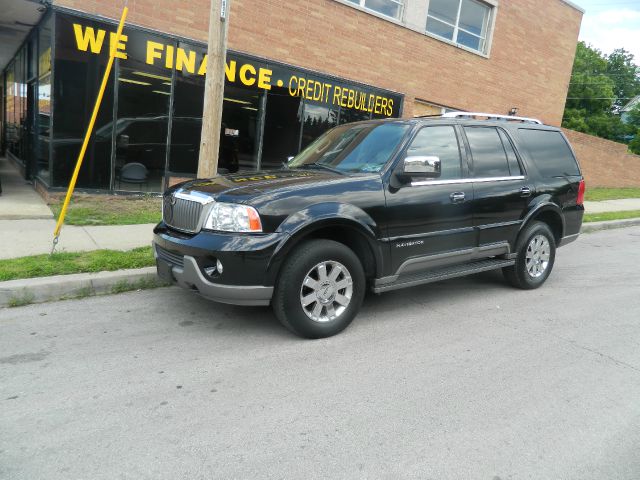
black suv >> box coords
[154,113,585,338]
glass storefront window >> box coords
[52,14,114,189]
[301,103,338,150]
[220,84,261,173]
[5,65,17,155]
[113,30,174,192]
[3,10,402,191]
[339,107,371,125]
[168,42,205,179]
[36,72,51,182]
[261,86,303,170]
[36,15,53,183]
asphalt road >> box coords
[2,227,640,480]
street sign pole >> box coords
[197,0,230,178]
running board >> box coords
[372,258,515,293]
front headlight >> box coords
[203,202,263,233]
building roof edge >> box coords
[559,0,585,14]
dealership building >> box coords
[1,0,583,194]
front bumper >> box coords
[156,254,273,306]
[153,223,284,306]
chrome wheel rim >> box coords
[526,234,550,278]
[300,260,353,323]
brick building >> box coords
[1,0,584,193]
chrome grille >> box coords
[163,194,207,233]
[155,245,184,268]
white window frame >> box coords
[348,0,405,21]
[426,0,494,55]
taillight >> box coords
[576,179,585,206]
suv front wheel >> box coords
[503,221,556,290]
[273,239,365,338]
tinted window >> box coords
[518,129,580,177]
[406,126,461,179]
[52,14,114,189]
[169,41,205,176]
[498,129,522,175]
[465,127,510,177]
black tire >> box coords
[272,239,366,339]
[503,221,556,290]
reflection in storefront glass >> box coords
[220,84,260,173]
[36,15,52,184]
[52,14,114,189]
[261,86,303,170]
[36,73,51,182]
[169,42,205,179]
[339,107,371,125]
[301,103,338,151]
[115,67,171,191]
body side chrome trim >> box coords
[382,226,475,243]
[411,175,525,187]
[477,219,523,230]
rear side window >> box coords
[498,129,522,176]
[464,127,511,177]
[517,129,580,177]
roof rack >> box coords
[441,111,543,125]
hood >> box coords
[172,169,346,200]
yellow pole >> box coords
[53,6,129,239]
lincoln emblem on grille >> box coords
[163,195,176,223]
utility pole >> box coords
[197,0,230,178]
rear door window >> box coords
[517,129,580,177]
[464,127,510,177]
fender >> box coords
[519,197,565,238]
[264,202,384,284]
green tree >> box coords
[562,42,640,144]
[606,49,640,109]
[627,105,640,154]
[626,104,640,128]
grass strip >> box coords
[0,247,155,282]
[583,210,640,223]
[49,196,162,226]
[585,187,640,202]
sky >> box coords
[571,0,640,61]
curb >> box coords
[0,267,167,308]
[581,218,640,233]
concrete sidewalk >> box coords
[583,198,640,213]
[0,156,54,220]
[1,156,155,259]
[0,219,156,259]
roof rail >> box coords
[441,111,543,125]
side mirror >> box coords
[402,155,441,177]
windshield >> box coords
[289,122,410,173]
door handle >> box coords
[520,186,532,197]
[450,192,466,203]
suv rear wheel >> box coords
[273,239,365,338]
[503,221,556,290]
